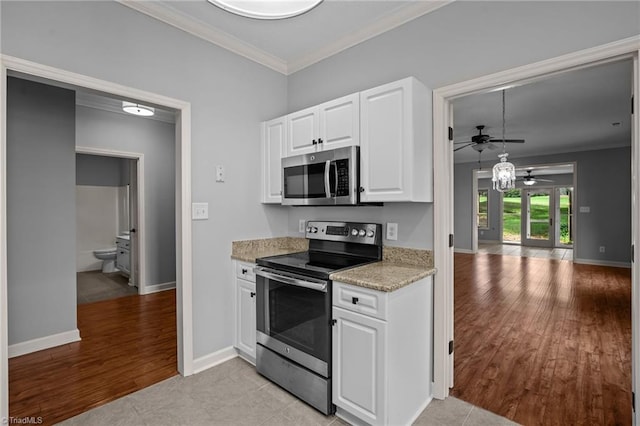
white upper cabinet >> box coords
[287,105,319,156]
[261,117,285,204]
[359,77,432,203]
[286,93,360,156]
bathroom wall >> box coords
[76,154,131,272]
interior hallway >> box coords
[9,290,177,425]
[452,252,631,425]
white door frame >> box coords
[75,147,147,294]
[0,55,195,419]
[432,35,640,416]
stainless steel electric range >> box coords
[254,221,382,415]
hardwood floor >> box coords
[9,290,177,425]
[451,253,632,425]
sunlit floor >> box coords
[478,242,573,260]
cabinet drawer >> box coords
[333,281,387,321]
[236,261,256,282]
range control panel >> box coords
[305,221,382,245]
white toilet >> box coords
[93,248,118,273]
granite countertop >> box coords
[231,237,308,263]
[231,238,435,292]
[330,246,436,292]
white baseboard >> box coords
[9,329,81,358]
[573,258,631,268]
[454,248,475,254]
[192,345,238,374]
[142,281,176,295]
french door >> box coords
[521,188,554,247]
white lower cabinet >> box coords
[332,278,433,425]
[234,261,256,363]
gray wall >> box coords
[477,174,574,242]
[76,153,130,187]
[7,78,77,345]
[2,1,289,359]
[76,107,176,285]
[285,1,639,248]
[455,147,631,264]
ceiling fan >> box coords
[518,170,554,186]
[453,125,525,152]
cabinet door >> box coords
[236,278,256,360]
[261,117,285,204]
[319,93,359,150]
[333,307,386,425]
[287,106,319,156]
[360,79,412,202]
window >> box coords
[477,189,489,229]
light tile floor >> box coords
[60,357,518,425]
[477,242,573,261]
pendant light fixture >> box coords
[122,101,155,117]
[492,90,516,192]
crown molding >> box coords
[287,1,454,74]
[116,0,288,74]
[117,0,453,76]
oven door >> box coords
[255,266,332,377]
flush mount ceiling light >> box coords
[122,101,155,117]
[207,0,322,20]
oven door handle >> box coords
[254,267,328,292]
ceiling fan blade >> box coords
[454,143,474,152]
[454,140,473,145]
[489,138,525,143]
[536,178,554,182]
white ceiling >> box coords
[452,59,633,165]
[118,0,451,74]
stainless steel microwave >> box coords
[281,146,359,206]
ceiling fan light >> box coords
[122,101,155,117]
[207,0,322,20]
[523,179,536,186]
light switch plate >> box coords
[192,203,209,220]
[386,223,398,241]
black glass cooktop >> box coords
[256,251,375,280]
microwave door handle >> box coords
[333,163,339,197]
[324,160,331,198]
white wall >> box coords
[1,1,289,359]
[76,185,120,272]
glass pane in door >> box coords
[526,189,551,240]
[502,189,521,243]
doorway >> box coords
[0,55,195,419]
[432,41,639,425]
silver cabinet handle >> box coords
[254,267,328,292]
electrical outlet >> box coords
[299,219,306,233]
[599,246,606,253]
[386,223,398,241]
[215,165,225,182]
